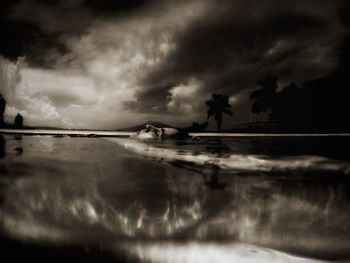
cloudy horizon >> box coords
[0,0,349,129]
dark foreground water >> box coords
[0,135,350,263]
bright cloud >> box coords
[0,0,208,129]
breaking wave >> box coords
[108,138,350,174]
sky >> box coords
[0,0,349,129]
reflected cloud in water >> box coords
[0,136,349,262]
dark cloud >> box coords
[336,1,350,72]
[125,83,173,113]
[156,13,327,78]
[0,2,74,64]
[0,18,39,60]
[0,16,69,67]
[83,0,152,15]
[0,0,349,128]
[339,2,350,28]
[0,0,152,65]
[0,0,21,15]
[130,0,345,121]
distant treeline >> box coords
[250,34,350,132]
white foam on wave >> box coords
[108,139,350,173]
[123,242,326,263]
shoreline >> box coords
[1,128,350,138]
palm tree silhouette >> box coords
[206,93,233,131]
[250,75,278,117]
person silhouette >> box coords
[14,113,23,128]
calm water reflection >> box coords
[0,135,350,262]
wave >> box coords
[122,242,326,263]
[107,138,350,174]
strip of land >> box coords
[1,129,350,137]
[0,128,132,137]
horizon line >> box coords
[1,129,350,138]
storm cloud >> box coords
[0,0,348,129]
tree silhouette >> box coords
[250,75,278,118]
[206,93,233,131]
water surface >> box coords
[0,135,350,262]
